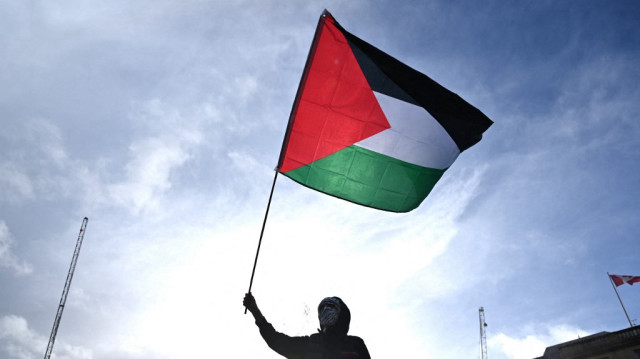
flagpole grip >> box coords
[245,170,279,314]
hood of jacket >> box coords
[318,296,351,335]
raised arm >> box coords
[243,292,265,323]
[243,292,309,358]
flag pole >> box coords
[245,170,279,313]
[245,11,328,314]
[608,272,633,327]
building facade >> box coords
[535,326,640,359]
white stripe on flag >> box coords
[356,92,460,169]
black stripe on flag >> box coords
[331,15,493,152]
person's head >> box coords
[318,296,350,334]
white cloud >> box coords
[104,99,206,215]
[0,315,91,359]
[0,163,34,202]
[0,315,44,359]
[107,137,190,214]
[552,55,639,149]
[232,74,259,102]
[228,150,265,172]
[0,221,32,276]
[489,324,590,359]
[0,119,70,203]
[25,119,68,168]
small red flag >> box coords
[609,274,640,287]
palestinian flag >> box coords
[277,10,493,212]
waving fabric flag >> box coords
[609,274,640,287]
[278,10,493,212]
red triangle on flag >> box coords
[279,15,391,173]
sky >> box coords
[1,1,640,358]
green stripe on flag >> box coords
[283,145,446,212]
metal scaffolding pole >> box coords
[44,217,88,359]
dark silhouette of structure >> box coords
[44,217,88,359]
[534,326,640,359]
[479,307,488,359]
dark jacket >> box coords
[255,297,371,359]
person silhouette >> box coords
[244,292,371,359]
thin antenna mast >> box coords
[479,307,488,359]
[44,217,88,359]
